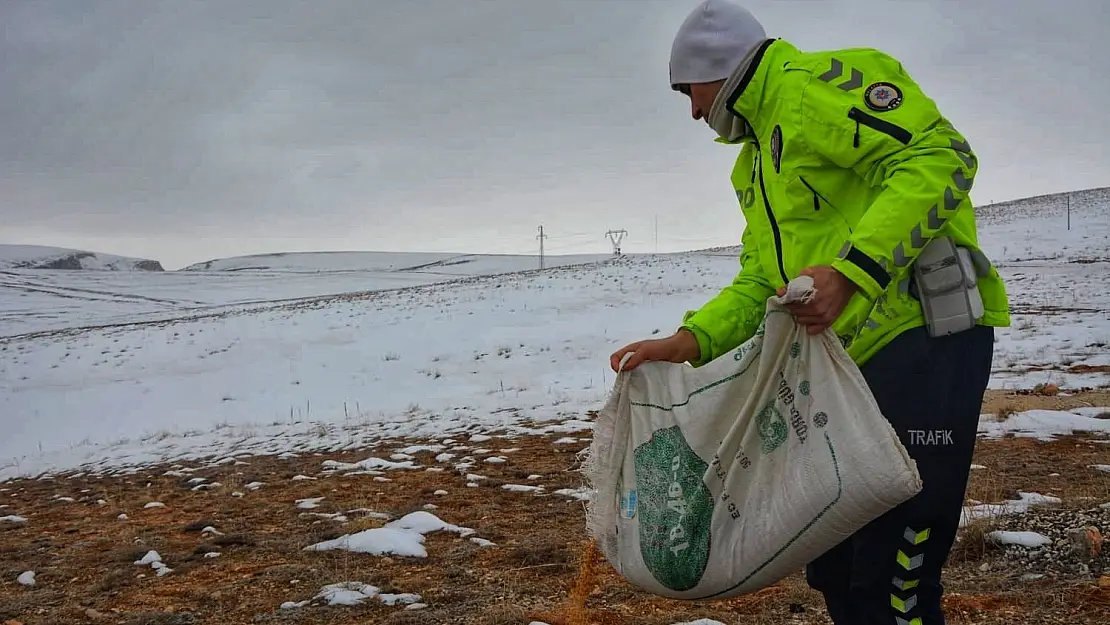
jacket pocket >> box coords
[848,107,912,147]
[799,176,853,234]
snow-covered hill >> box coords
[0,188,1107,479]
[181,250,615,274]
[0,245,164,271]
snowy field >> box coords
[0,250,615,335]
[1,188,1108,480]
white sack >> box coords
[584,276,922,600]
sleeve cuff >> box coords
[678,320,712,368]
[831,244,890,301]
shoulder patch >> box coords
[864,82,903,112]
[770,125,783,174]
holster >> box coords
[911,236,987,337]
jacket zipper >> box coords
[800,176,853,234]
[848,107,912,146]
[755,149,789,284]
[799,176,823,212]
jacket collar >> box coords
[713,38,802,145]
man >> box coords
[609,1,1010,624]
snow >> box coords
[0,244,161,271]
[1,188,1109,479]
[384,510,474,537]
[0,515,27,523]
[302,510,487,559]
[503,484,544,493]
[304,527,428,558]
[279,580,422,610]
[134,550,173,576]
[978,409,1110,441]
[960,492,1062,528]
[987,531,1053,548]
[17,570,35,586]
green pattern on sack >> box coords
[633,426,714,592]
[756,400,789,454]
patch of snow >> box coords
[553,487,593,501]
[322,457,420,472]
[502,484,544,493]
[279,580,423,609]
[978,409,1110,441]
[300,512,348,522]
[960,492,1062,528]
[295,497,324,509]
[385,511,474,537]
[134,550,162,565]
[143,501,165,509]
[345,508,390,520]
[987,530,1053,548]
[245,481,264,491]
[397,444,445,455]
[0,515,27,523]
[304,528,428,558]
[17,570,35,586]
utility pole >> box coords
[1067,194,1071,230]
[537,225,547,269]
[654,215,658,253]
[606,229,628,257]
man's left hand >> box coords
[777,266,859,335]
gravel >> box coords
[981,504,1109,580]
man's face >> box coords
[676,80,725,122]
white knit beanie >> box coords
[669,0,767,87]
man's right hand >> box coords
[609,329,701,373]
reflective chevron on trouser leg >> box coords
[890,526,930,625]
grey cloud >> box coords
[1,0,1107,268]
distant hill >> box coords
[977,186,1110,224]
[181,250,615,275]
[0,245,164,271]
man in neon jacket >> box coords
[610,2,1010,623]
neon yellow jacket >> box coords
[680,39,1010,367]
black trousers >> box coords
[805,324,995,625]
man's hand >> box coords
[609,329,700,372]
[777,266,859,335]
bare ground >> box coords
[0,392,1108,625]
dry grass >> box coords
[0,392,1108,625]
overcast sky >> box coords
[2,0,1107,269]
